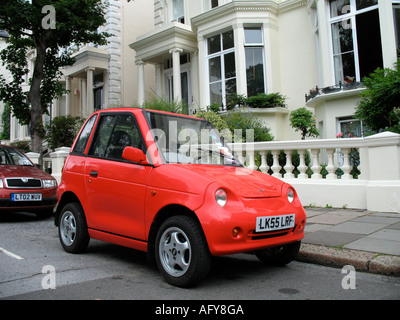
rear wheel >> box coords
[255,241,301,266]
[58,202,90,253]
[155,215,211,288]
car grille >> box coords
[248,228,292,240]
[5,178,42,188]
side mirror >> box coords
[122,147,149,165]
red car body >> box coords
[0,145,57,218]
[56,108,306,287]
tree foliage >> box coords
[290,107,319,140]
[355,58,400,134]
[0,0,110,155]
[45,115,85,150]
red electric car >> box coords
[56,108,306,287]
[0,145,57,218]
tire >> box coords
[255,241,301,266]
[155,215,211,288]
[58,202,90,254]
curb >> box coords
[297,243,400,277]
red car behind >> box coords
[0,145,57,219]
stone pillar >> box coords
[136,61,145,106]
[50,147,71,184]
[169,48,183,102]
[86,67,95,117]
[65,76,71,116]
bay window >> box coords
[329,0,383,84]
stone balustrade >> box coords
[229,132,400,213]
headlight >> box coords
[287,188,295,203]
[215,189,227,207]
[43,180,57,188]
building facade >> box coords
[1,0,155,145]
[131,0,400,140]
[1,0,399,145]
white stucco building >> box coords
[130,0,400,140]
[1,0,400,144]
[1,0,155,145]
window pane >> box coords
[333,52,355,83]
[244,28,263,44]
[210,82,222,105]
[394,6,400,49]
[211,0,219,9]
[173,0,184,21]
[331,21,353,55]
[209,56,221,82]
[245,47,265,96]
[329,0,350,18]
[356,9,383,79]
[224,52,236,79]
[225,79,237,100]
[73,115,97,154]
[222,30,234,50]
[208,34,221,54]
[89,115,116,157]
[356,0,378,11]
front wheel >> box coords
[58,202,90,254]
[255,241,301,266]
[155,215,211,288]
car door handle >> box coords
[90,171,98,177]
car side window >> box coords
[89,113,144,161]
[73,115,98,154]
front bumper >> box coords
[0,188,57,212]
[195,185,307,256]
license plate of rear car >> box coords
[11,193,42,202]
[256,214,295,233]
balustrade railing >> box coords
[229,137,364,180]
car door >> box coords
[85,112,152,241]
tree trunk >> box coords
[28,37,46,166]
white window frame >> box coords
[211,0,219,9]
[244,27,266,96]
[171,0,185,24]
[328,0,379,84]
[206,30,236,108]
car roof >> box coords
[95,107,202,121]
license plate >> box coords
[256,214,295,232]
[11,193,42,202]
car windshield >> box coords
[147,111,241,166]
[0,146,33,166]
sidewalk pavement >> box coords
[297,207,400,277]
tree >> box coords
[290,107,319,140]
[355,58,400,134]
[0,0,109,159]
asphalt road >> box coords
[1,212,399,303]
